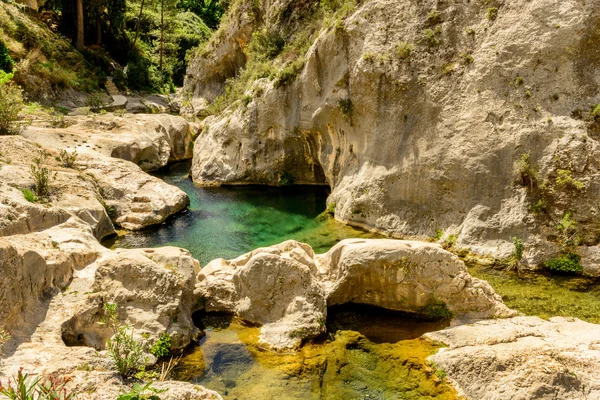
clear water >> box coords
[172,310,455,399]
[109,161,378,265]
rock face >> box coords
[196,239,513,349]
[0,218,104,328]
[87,247,201,350]
[185,0,600,265]
[21,113,195,172]
[0,134,188,234]
[425,316,600,400]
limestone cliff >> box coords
[184,0,600,266]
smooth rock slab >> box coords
[425,316,600,400]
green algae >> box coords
[175,315,458,400]
[468,263,600,323]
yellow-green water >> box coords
[173,310,456,399]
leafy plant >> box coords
[460,52,474,65]
[591,104,600,119]
[0,77,24,135]
[556,211,579,250]
[0,368,39,400]
[544,252,583,274]
[486,7,498,21]
[395,42,413,60]
[57,149,77,169]
[507,237,523,270]
[432,229,443,241]
[117,382,167,400]
[100,303,147,379]
[278,171,295,186]
[426,9,442,24]
[274,58,305,88]
[514,152,538,190]
[21,188,38,203]
[418,301,452,320]
[249,27,286,61]
[85,93,105,112]
[338,98,354,117]
[150,333,171,359]
[30,153,52,198]
[423,27,442,47]
[555,169,584,190]
[0,41,14,73]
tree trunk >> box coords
[76,0,84,50]
[96,20,102,45]
[132,0,146,49]
[159,0,164,69]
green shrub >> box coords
[0,78,24,135]
[432,229,443,241]
[85,93,105,112]
[117,382,167,400]
[101,303,147,379]
[544,252,583,274]
[395,42,413,60]
[30,154,52,198]
[150,333,171,359]
[274,58,305,88]
[249,27,286,60]
[338,98,354,117]
[0,41,14,73]
[529,197,547,214]
[57,149,77,169]
[113,68,127,90]
[278,171,295,186]
[514,152,538,190]
[21,188,38,203]
[418,301,453,320]
[126,58,152,91]
[426,9,442,24]
[423,27,442,47]
[486,7,498,21]
[592,104,600,119]
[460,53,474,65]
[555,169,584,190]
[515,76,524,86]
[507,237,523,270]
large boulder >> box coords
[197,240,327,349]
[196,239,513,349]
[317,239,515,319]
[425,316,600,400]
[185,0,600,265]
[79,247,202,351]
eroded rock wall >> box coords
[186,0,600,263]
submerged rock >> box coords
[425,316,600,400]
[196,239,514,349]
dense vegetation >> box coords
[0,0,226,97]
